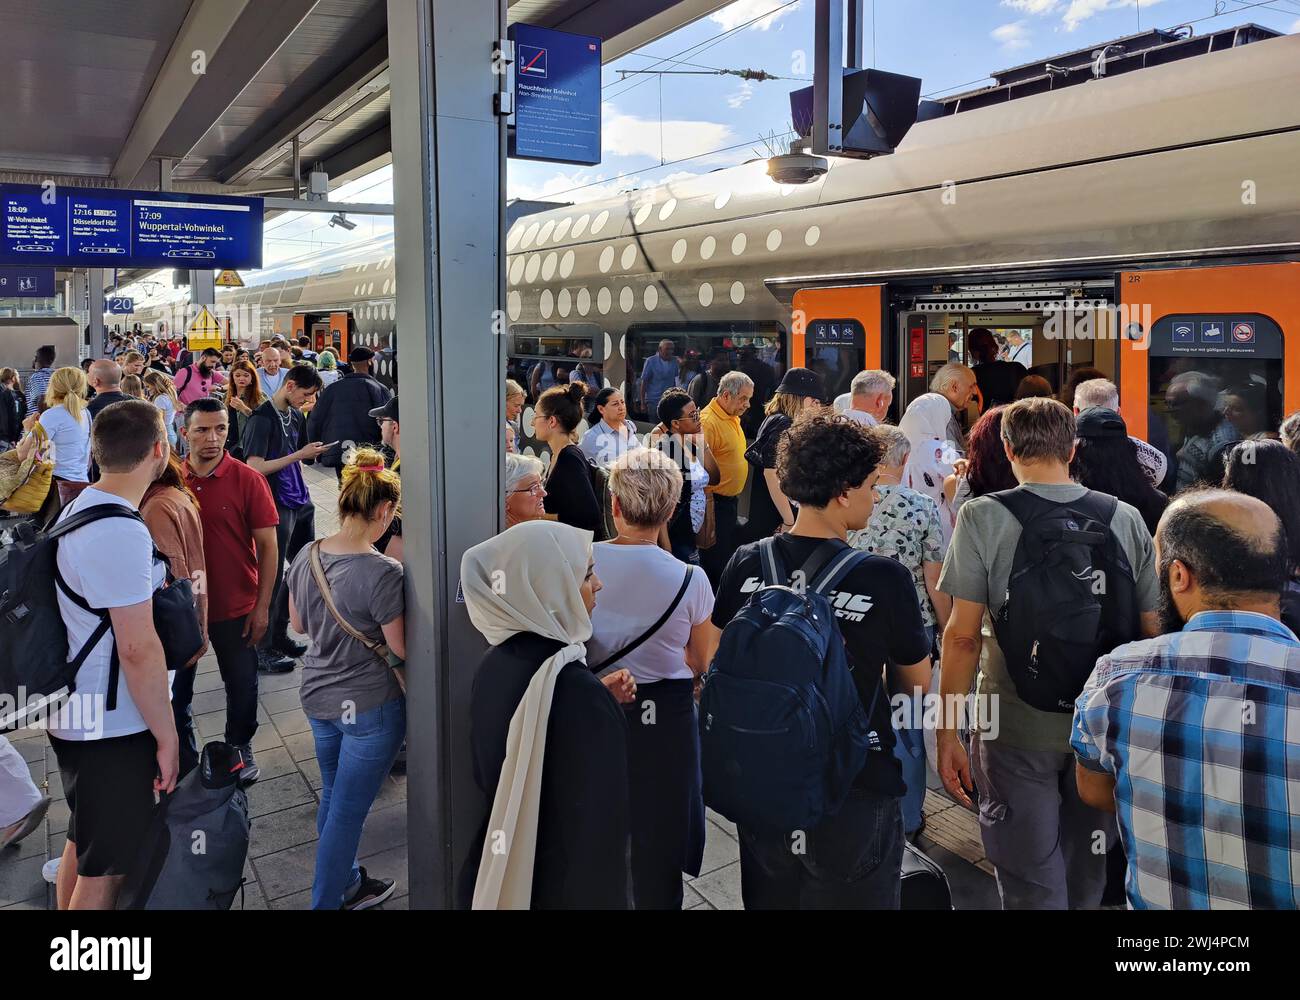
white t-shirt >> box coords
[842,408,879,428]
[38,405,91,482]
[587,544,713,683]
[50,488,167,741]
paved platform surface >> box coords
[2,463,998,911]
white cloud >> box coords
[992,21,1032,51]
[726,79,755,109]
[1292,18,1300,33]
[1001,0,1060,13]
[601,103,736,163]
[1060,0,1167,32]
[708,0,802,33]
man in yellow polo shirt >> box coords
[700,370,754,584]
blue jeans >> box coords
[309,698,406,909]
[892,626,935,836]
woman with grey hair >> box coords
[587,447,719,909]
[504,452,548,528]
[849,424,949,840]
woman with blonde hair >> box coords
[36,366,91,521]
[142,369,181,451]
[121,373,145,399]
[287,447,406,910]
[588,448,718,909]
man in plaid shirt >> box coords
[1073,489,1300,909]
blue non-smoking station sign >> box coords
[508,24,602,166]
[0,184,263,271]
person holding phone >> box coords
[241,364,329,673]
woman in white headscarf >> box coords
[458,519,631,910]
[897,392,959,543]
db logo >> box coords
[1231,322,1255,344]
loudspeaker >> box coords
[789,68,923,158]
[840,68,923,155]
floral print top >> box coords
[849,483,945,627]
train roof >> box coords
[505,30,1300,261]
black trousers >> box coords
[624,678,706,910]
[264,501,316,651]
[738,790,904,910]
[700,493,739,587]
[171,615,261,778]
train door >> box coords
[1119,262,1298,491]
[790,285,886,409]
[329,311,349,358]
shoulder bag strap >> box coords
[589,565,694,675]
[307,542,391,666]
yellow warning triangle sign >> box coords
[215,269,244,287]
[187,306,223,345]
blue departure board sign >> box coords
[508,24,602,166]
[0,184,263,270]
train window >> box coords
[1149,358,1284,492]
[625,322,786,434]
[509,324,602,402]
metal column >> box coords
[87,269,105,359]
[387,0,505,908]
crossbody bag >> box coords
[307,541,406,693]
[588,564,693,677]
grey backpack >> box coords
[118,742,253,910]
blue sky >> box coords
[508,0,1300,204]
[183,0,1299,283]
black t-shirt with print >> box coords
[711,533,931,796]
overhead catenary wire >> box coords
[518,130,799,204]
[601,0,802,103]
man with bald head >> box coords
[1073,489,1300,908]
[86,359,131,421]
[258,347,286,398]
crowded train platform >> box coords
[2,1,1299,983]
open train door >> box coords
[791,285,887,408]
[1119,262,1299,491]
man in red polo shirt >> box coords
[177,397,280,781]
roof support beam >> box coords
[218,37,390,185]
[112,0,252,186]
[119,0,321,189]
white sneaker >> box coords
[42,857,60,884]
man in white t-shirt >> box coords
[841,369,896,428]
[47,399,178,910]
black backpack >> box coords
[990,489,1139,713]
[0,507,139,727]
[0,505,204,728]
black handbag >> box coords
[54,506,205,711]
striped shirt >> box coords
[1072,611,1300,909]
[24,367,52,412]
